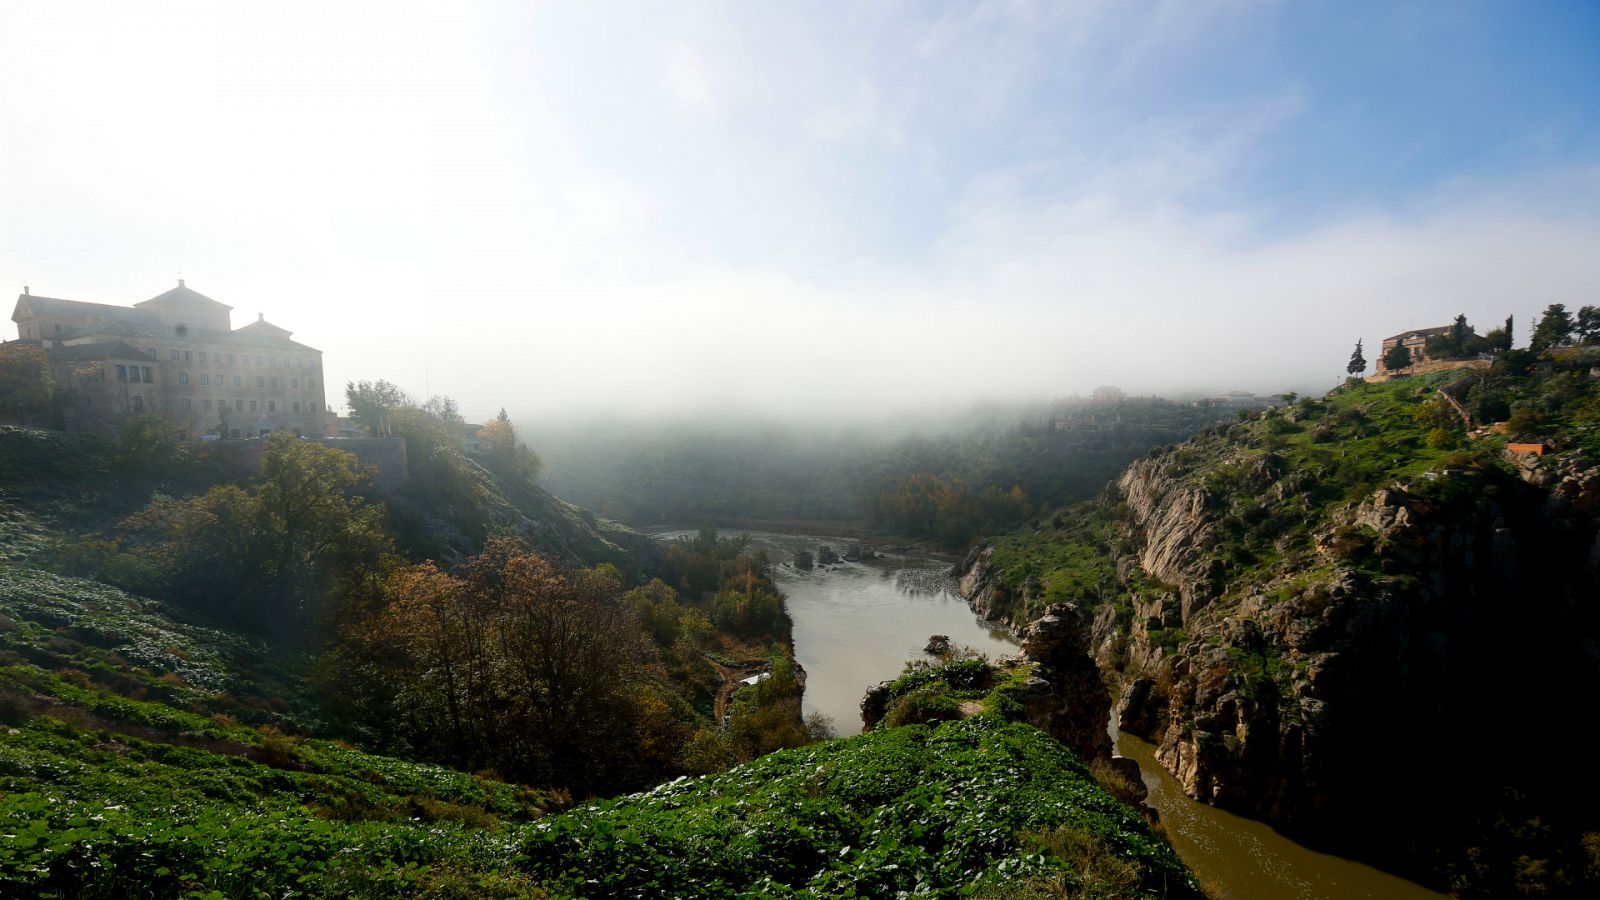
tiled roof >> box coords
[1384,325,1453,343]
[13,294,149,323]
[134,282,233,311]
[17,291,319,354]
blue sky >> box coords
[3,1,1599,415]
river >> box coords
[658,528,1444,899]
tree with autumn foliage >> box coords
[477,408,543,481]
[333,538,692,794]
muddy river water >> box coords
[659,529,1443,899]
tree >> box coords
[254,432,386,621]
[344,540,676,793]
[1576,305,1600,345]
[1530,304,1575,352]
[1383,341,1412,372]
[0,341,54,424]
[1503,315,1515,351]
[1449,314,1470,355]
[345,379,410,436]
[477,408,543,481]
[1347,340,1366,376]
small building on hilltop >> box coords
[11,282,327,437]
[1375,326,1452,376]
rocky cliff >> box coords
[956,368,1600,894]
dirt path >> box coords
[705,657,763,726]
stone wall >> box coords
[1365,357,1489,383]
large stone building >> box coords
[10,281,327,437]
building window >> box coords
[270,377,279,389]
[290,377,299,389]
[170,350,179,360]
[184,351,192,361]
[141,367,153,383]
[249,401,257,412]
[200,374,209,385]
[228,353,236,364]
[257,376,265,388]
[216,373,223,384]
[179,372,188,384]
[269,356,277,368]
[268,401,277,412]
[233,375,242,387]
[254,356,262,366]
[308,377,316,389]
[132,396,144,411]
[116,365,128,382]
[235,400,243,412]
[181,399,192,411]
[146,348,157,358]
[203,399,212,410]
[292,401,301,412]
[199,351,207,363]
[294,358,301,368]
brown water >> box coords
[1111,718,1445,899]
[656,528,1446,898]
[657,529,1017,735]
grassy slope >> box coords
[0,571,1198,898]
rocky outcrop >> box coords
[956,381,1600,889]
[860,604,1112,764]
[1016,603,1113,762]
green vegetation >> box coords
[0,341,53,425]
[522,718,1198,899]
[972,347,1600,896]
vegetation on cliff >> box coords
[967,348,1600,895]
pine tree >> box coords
[1346,339,1366,376]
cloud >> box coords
[663,44,713,109]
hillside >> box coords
[0,554,1199,897]
[960,353,1600,895]
[537,399,1232,542]
[0,423,663,580]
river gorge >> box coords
[668,529,1445,900]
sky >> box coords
[3,1,1599,421]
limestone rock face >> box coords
[1117,457,1220,622]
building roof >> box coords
[133,280,233,312]
[14,286,319,354]
[237,314,293,339]
[13,293,147,324]
[46,341,148,362]
[1384,325,1453,343]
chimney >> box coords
[22,285,28,296]
[178,278,185,287]
[258,313,264,322]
